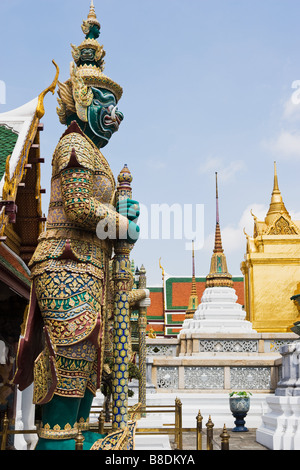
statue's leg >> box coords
[35,345,96,450]
[35,394,80,450]
[77,356,106,450]
[33,267,104,450]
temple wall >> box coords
[146,333,296,392]
[242,235,300,332]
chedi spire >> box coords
[185,241,199,319]
[206,172,233,288]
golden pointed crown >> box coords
[56,1,122,124]
[82,0,100,30]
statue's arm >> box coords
[60,165,128,235]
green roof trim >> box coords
[165,313,185,325]
[147,314,164,320]
[0,125,18,180]
[149,287,163,293]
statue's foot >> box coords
[82,431,107,450]
[35,437,76,450]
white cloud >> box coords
[263,130,300,159]
[146,159,166,170]
[218,160,246,182]
[289,209,300,221]
[198,156,246,182]
[197,156,223,174]
[262,93,300,159]
[203,203,268,255]
[282,98,300,121]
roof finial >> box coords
[265,161,289,225]
[273,161,279,191]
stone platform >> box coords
[93,390,272,450]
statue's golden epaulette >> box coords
[52,121,95,175]
[53,132,95,175]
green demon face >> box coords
[87,87,124,147]
[80,48,96,63]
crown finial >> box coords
[88,0,98,24]
[81,0,100,36]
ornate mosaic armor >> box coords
[13,3,141,450]
[28,120,125,404]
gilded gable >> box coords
[267,215,299,235]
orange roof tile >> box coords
[148,289,164,320]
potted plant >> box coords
[229,391,252,432]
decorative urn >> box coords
[229,392,251,432]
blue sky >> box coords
[1,0,300,286]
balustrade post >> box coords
[206,415,214,450]
[174,397,182,450]
[0,413,9,451]
[220,424,230,450]
[98,410,105,434]
[75,429,84,450]
[196,410,203,450]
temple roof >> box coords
[0,125,18,180]
[0,62,58,269]
[251,162,300,237]
[0,98,39,195]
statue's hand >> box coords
[116,199,140,221]
[127,221,140,244]
[116,198,140,244]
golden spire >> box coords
[265,161,290,226]
[206,172,233,288]
[185,240,199,319]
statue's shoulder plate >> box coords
[52,121,95,175]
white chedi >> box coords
[180,286,256,335]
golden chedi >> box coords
[241,162,300,332]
